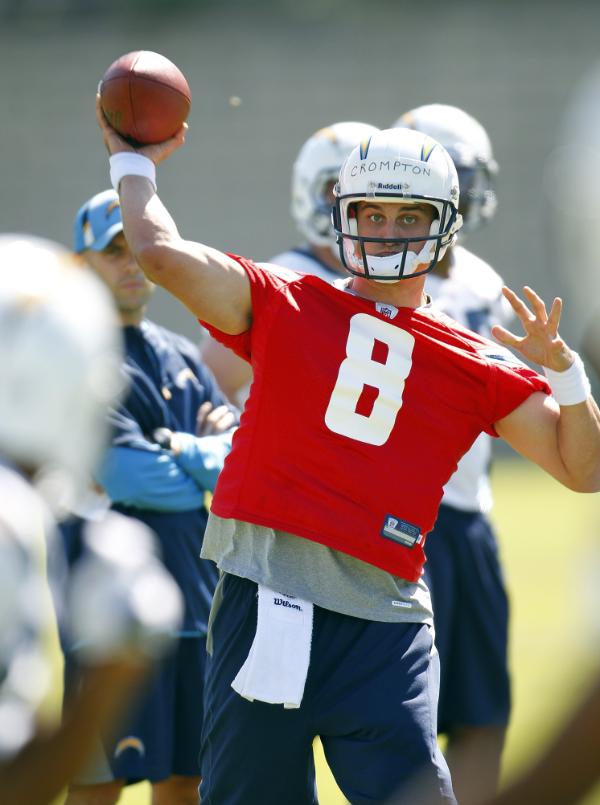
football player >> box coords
[97,100,600,805]
[393,103,512,801]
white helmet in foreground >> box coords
[291,121,380,252]
[0,235,124,506]
[333,128,462,281]
[393,104,498,232]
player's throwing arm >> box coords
[95,71,250,337]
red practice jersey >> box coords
[202,257,549,581]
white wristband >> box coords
[543,352,591,406]
[110,152,157,192]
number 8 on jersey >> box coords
[325,313,415,446]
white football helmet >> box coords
[393,104,498,232]
[0,235,124,506]
[333,128,462,281]
[291,121,380,252]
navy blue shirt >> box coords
[62,320,230,637]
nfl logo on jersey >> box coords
[380,515,421,548]
[375,302,399,320]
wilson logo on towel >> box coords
[273,596,302,612]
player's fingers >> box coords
[174,122,188,142]
[547,296,563,336]
[502,286,535,324]
[95,91,112,136]
[491,324,523,349]
[95,92,134,154]
[142,124,188,165]
[95,93,111,141]
[522,286,548,324]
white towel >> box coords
[231,584,313,709]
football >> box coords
[100,50,191,145]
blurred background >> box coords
[2,1,599,802]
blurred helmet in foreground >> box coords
[393,104,498,232]
[291,121,380,253]
[0,234,124,505]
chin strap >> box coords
[364,218,445,279]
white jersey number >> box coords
[325,313,415,445]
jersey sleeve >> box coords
[482,348,551,435]
[199,254,300,362]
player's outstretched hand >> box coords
[95,93,187,166]
[491,285,574,372]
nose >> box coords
[382,222,399,242]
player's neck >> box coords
[349,275,428,309]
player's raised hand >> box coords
[95,93,187,166]
[491,285,574,372]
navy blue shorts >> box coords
[423,504,511,734]
[65,635,206,784]
[200,573,456,805]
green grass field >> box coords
[52,457,600,804]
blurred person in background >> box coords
[0,234,183,805]
[480,671,600,804]
[393,104,513,802]
[201,121,378,407]
[390,672,600,805]
[98,98,600,804]
[63,190,236,805]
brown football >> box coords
[100,51,191,145]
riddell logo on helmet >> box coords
[351,161,431,177]
[377,183,407,191]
